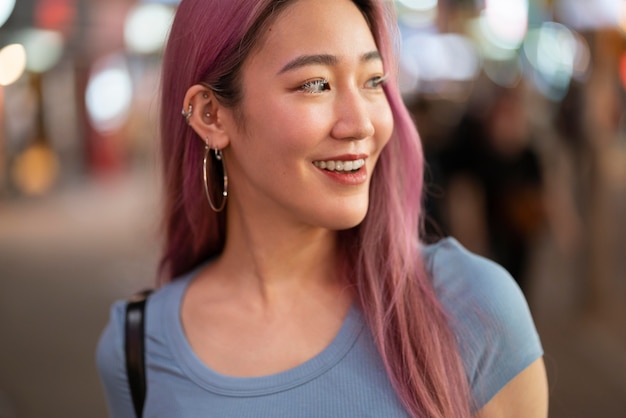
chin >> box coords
[323,206,369,231]
[295,194,370,230]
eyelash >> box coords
[366,74,388,89]
[299,79,330,94]
[297,74,388,94]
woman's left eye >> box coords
[298,79,330,94]
[365,74,388,89]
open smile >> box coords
[312,158,365,173]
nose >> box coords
[330,88,375,141]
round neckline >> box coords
[162,270,365,397]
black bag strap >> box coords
[125,290,152,417]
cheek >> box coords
[254,102,331,153]
[374,102,394,149]
[233,103,318,174]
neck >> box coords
[214,202,344,308]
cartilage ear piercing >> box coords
[181,104,193,125]
[205,112,211,118]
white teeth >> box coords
[313,158,365,172]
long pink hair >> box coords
[159,0,471,416]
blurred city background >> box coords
[0,0,625,417]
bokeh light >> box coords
[400,32,480,96]
[523,22,578,101]
[124,3,174,54]
[467,17,516,62]
[0,0,16,28]
[85,54,133,133]
[10,143,60,195]
[34,0,77,36]
[396,0,437,28]
[556,0,623,30]
[483,57,523,88]
[397,0,437,12]
[13,29,64,73]
[0,43,27,86]
[482,0,529,51]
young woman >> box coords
[97,0,548,416]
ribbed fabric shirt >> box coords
[96,238,543,417]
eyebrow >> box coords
[278,50,382,74]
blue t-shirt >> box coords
[96,238,543,417]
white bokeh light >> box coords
[15,29,64,73]
[0,43,26,86]
[523,22,577,100]
[86,55,133,133]
[124,3,174,54]
[397,0,438,12]
[557,0,623,30]
[0,0,16,28]
[400,32,480,95]
[483,0,529,49]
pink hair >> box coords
[159,1,471,416]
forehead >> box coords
[247,0,379,70]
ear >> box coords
[182,84,230,149]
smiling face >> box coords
[219,0,393,231]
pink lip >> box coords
[318,168,368,185]
[318,153,368,161]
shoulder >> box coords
[95,276,191,417]
[421,238,544,411]
[96,299,134,417]
[423,237,525,313]
[96,276,190,365]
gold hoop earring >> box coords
[203,145,228,212]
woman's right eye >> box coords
[298,79,330,94]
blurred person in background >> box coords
[96,0,547,417]
[428,83,546,295]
